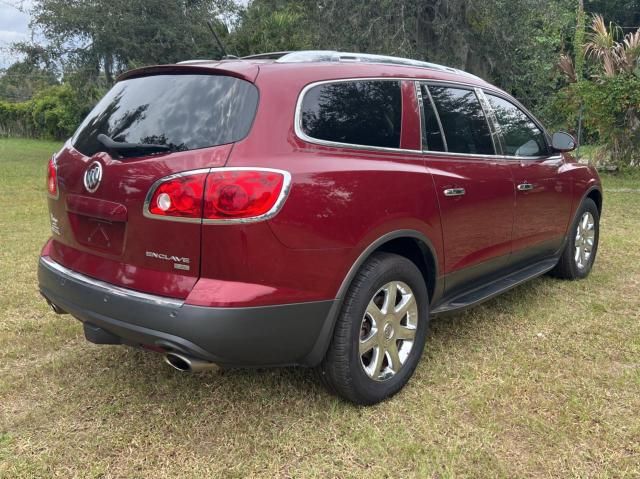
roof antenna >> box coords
[206,20,238,60]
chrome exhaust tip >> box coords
[164,352,219,373]
[45,299,67,315]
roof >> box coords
[118,50,491,88]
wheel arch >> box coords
[556,184,603,258]
[586,187,603,215]
[303,229,440,366]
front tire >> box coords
[318,252,429,405]
[551,197,600,280]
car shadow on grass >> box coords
[42,274,561,419]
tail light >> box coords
[146,170,208,221]
[47,156,59,198]
[144,168,290,224]
[203,169,288,222]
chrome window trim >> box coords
[424,84,448,151]
[40,256,184,308]
[419,149,555,162]
[421,150,509,160]
[481,89,558,160]
[294,77,422,155]
[416,81,564,163]
[482,89,550,136]
[419,82,498,157]
[414,81,424,151]
[475,87,502,156]
[294,77,503,155]
[293,76,562,163]
[143,167,292,225]
[416,81,449,153]
[503,154,562,161]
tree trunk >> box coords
[104,54,113,84]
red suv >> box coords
[38,51,602,404]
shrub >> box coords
[30,84,85,139]
[0,83,88,140]
[575,74,640,168]
[0,100,36,137]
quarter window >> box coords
[300,80,402,149]
[486,94,547,157]
[427,86,495,155]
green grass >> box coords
[601,171,640,190]
[1,137,639,478]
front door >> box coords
[419,83,516,297]
[484,94,572,265]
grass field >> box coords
[1,138,639,478]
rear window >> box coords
[300,80,402,149]
[72,74,259,157]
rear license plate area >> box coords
[68,213,126,255]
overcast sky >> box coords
[0,1,32,68]
[0,0,249,69]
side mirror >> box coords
[551,131,577,152]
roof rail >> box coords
[242,51,292,60]
[177,59,216,64]
[274,50,482,80]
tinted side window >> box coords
[301,80,402,148]
[428,86,495,155]
[73,75,259,157]
[486,95,547,157]
[419,84,446,152]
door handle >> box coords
[443,188,466,197]
[517,183,534,191]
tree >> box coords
[558,14,640,166]
[234,0,575,114]
[30,0,238,84]
[0,43,58,102]
[231,0,313,54]
[584,15,640,77]
[585,0,640,32]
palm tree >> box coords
[584,14,640,77]
[614,29,640,74]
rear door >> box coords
[47,73,259,299]
[483,93,572,265]
[418,83,516,297]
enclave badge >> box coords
[146,251,191,271]
[84,161,103,193]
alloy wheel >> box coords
[574,211,596,270]
[359,281,419,381]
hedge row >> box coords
[0,84,86,140]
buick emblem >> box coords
[84,161,103,193]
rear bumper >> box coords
[38,256,336,367]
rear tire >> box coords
[551,198,599,280]
[318,252,429,405]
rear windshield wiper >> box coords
[97,133,171,158]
